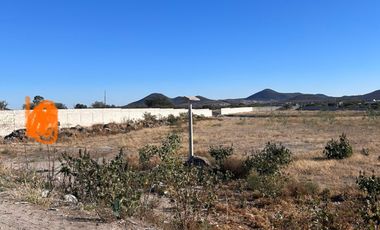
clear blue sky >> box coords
[0,0,379,109]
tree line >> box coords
[0,96,117,110]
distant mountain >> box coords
[125,89,380,109]
[247,89,335,103]
[124,93,174,108]
[125,93,228,109]
[341,90,380,101]
[288,94,332,102]
[246,89,302,101]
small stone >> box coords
[64,194,78,204]
[41,189,50,198]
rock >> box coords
[41,189,50,198]
[185,156,210,167]
[4,129,27,142]
[74,125,84,132]
[331,194,345,203]
[64,194,78,204]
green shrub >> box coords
[324,133,353,159]
[356,172,380,227]
[143,112,157,123]
[59,134,220,226]
[366,108,380,120]
[59,149,143,218]
[138,133,219,228]
[244,142,292,176]
[209,145,233,168]
[167,114,180,126]
[247,171,285,198]
[357,172,380,199]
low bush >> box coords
[209,145,233,169]
[357,171,380,199]
[284,179,320,198]
[324,133,353,159]
[143,112,157,123]
[244,142,292,176]
[247,171,285,198]
[59,134,220,227]
[59,149,143,218]
[166,114,180,126]
[356,172,380,227]
[138,133,219,228]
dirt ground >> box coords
[0,110,379,229]
[0,191,155,230]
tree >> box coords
[91,101,117,108]
[33,95,44,106]
[55,103,67,109]
[75,103,88,109]
[92,101,107,108]
[0,100,8,110]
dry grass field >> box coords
[53,110,379,191]
[1,110,380,229]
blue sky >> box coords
[0,0,379,109]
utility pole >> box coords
[185,96,200,160]
[188,103,194,159]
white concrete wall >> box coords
[220,106,280,115]
[0,108,212,137]
[220,107,254,115]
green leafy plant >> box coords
[59,149,143,218]
[357,172,380,227]
[209,145,233,168]
[247,171,285,197]
[324,133,353,159]
[245,142,292,175]
[138,133,219,228]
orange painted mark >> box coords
[25,96,58,144]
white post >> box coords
[188,103,194,159]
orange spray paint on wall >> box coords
[25,96,58,144]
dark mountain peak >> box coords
[144,93,170,99]
[124,93,173,108]
[261,88,278,93]
[247,89,301,101]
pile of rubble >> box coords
[2,117,174,143]
[3,129,28,142]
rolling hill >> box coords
[124,89,380,108]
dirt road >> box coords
[0,192,153,230]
